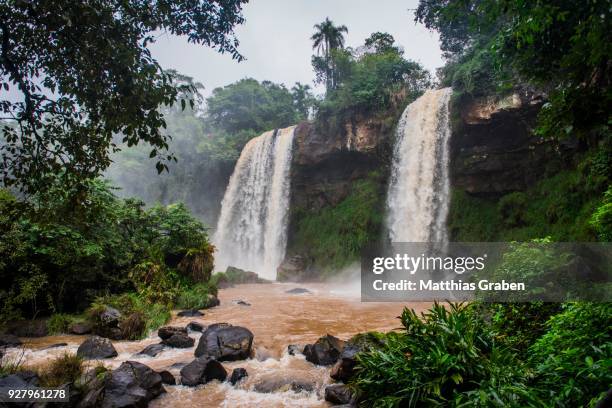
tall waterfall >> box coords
[214,126,296,279]
[386,88,452,243]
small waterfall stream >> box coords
[386,88,452,243]
[214,126,296,279]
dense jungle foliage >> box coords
[0,179,216,336]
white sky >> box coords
[2,1,443,103]
[149,0,443,97]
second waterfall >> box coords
[386,88,452,243]
[214,126,296,280]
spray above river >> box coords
[386,88,452,243]
[214,126,296,279]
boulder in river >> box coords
[69,322,93,335]
[158,370,176,385]
[158,326,187,340]
[225,266,266,284]
[194,323,253,361]
[0,333,22,348]
[330,343,360,382]
[254,376,315,393]
[82,361,165,407]
[325,384,354,405]
[177,309,203,317]
[43,342,68,350]
[180,357,227,386]
[187,321,205,332]
[229,367,248,385]
[204,294,221,308]
[162,333,194,348]
[285,287,311,294]
[137,343,164,357]
[303,334,346,366]
[276,255,309,282]
[331,332,386,382]
[77,335,118,359]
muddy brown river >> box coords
[7,283,431,407]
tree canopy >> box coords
[311,17,349,92]
[205,78,309,134]
[0,0,247,194]
[416,0,610,140]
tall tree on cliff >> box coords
[311,17,348,92]
[0,0,248,194]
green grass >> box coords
[38,353,84,388]
[174,283,217,310]
[47,313,74,335]
[290,171,385,273]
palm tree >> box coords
[311,18,348,91]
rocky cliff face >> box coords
[449,89,576,197]
[290,120,392,211]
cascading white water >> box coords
[214,126,296,279]
[386,88,452,243]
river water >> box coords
[8,283,430,407]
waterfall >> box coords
[214,126,296,279]
[386,88,452,243]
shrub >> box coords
[87,293,171,339]
[129,260,178,306]
[529,303,612,407]
[354,303,537,407]
[38,353,83,388]
[175,283,217,310]
[590,187,612,241]
[470,302,561,352]
[177,242,215,283]
[47,313,74,335]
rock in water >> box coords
[285,288,311,294]
[162,333,194,348]
[177,309,203,317]
[325,384,354,405]
[194,323,253,361]
[254,376,315,393]
[229,368,248,385]
[158,370,176,385]
[101,361,165,406]
[303,334,345,366]
[137,343,164,357]
[204,294,220,308]
[187,321,205,332]
[158,326,187,340]
[43,343,68,350]
[77,336,118,359]
[0,334,22,348]
[180,357,227,386]
[276,255,309,282]
[330,343,360,382]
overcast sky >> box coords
[149,0,443,97]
